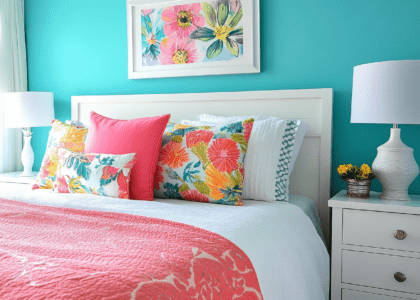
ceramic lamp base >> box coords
[21,131,35,178]
[372,128,419,201]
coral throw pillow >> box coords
[154,119,254,206]
[53,148,137,199]
[84,112,171,200]
[32,120,88,190]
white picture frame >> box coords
[127,0,260,79]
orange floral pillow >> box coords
[32,120,88,190]
[154,119,254,205]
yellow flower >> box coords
[214,25,234,41]
[360,163,372,174]
[359,163,372,179]
[337,164,353,175]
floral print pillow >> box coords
[32,120,89,190]
[154,119,254,206]
[53,148,137,199]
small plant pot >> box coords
[346,179,372,198]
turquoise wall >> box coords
[25,0,420,196]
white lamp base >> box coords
[372,128,419,201]
[20,130,36,178]
[20,171,38,178]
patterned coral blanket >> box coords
[0,198,262,299]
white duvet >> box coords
[0,182,329,300]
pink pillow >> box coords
[84,112,171,200]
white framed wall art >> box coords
[127,0,260,79]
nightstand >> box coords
[329,190,420,300]
[0,171,37,184]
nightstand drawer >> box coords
[342,289,412,300]
[342,250,420,294]
[343,209,420,251]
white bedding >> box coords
[0,182,329,300]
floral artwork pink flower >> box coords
[207,138,241,173]
[161,4,205,39]
[142,9,154,16]
[159,36,200,65]
[55,175,70,193]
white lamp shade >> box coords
[3,92,55,128]
[351,60,420,124]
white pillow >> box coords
[194,114,309,201]
[182,118,289,202]
[65,120,86,128]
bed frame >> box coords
[72,88,333,242]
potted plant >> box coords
[337,164,376,198]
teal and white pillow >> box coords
[275,120,299,201]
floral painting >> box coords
[141,0,244,66]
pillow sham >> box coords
[53,148,137,199]
[32,120,89,190]
[193,115,309,201]
[84,112,171,200]
[181,119,288,202]
[154,119,254,206]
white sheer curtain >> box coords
[0,0,27,173]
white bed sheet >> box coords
[0,182,329,300]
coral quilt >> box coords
[0,198,262,299]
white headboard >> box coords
[72,88,333,241]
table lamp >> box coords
[351,60,420,200]
[3,92,55,177]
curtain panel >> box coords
[0,0,27,173]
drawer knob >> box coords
[394,272,407,283]
[394,230,407,240]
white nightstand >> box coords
[0,171,37,184]
[329,190,420,300]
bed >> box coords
[0,88,332,299]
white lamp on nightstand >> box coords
[351,60,420,201]
[3,92,54,177]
